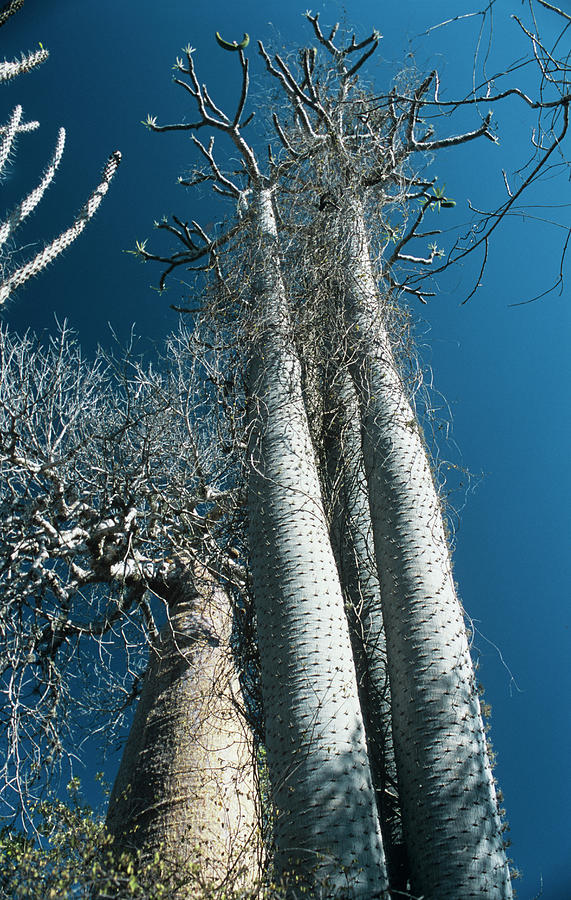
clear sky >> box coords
[2,2,570,897]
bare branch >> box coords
[509,225,571,305]
[191,134,241,198]
[536,0,571,21]
[410,111,496,150]
[345,40,380,80]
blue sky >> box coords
[2,1,570,897]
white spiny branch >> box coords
[0,47,49,83]
[0,151,121,306]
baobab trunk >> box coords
[318,366,407,889]
[246,188,388,897]
[336,198,512,899]
[105,567,259,898]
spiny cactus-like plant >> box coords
[0,45,48,83]
[0,0,25,32]
[0,1,48,81]
[0,145,122,305]
[0,0,121,306]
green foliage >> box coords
[421,182,457,212]
[0,781,177,899]
[0,779,293,898]
[215,32,250,52]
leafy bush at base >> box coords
[0,780,230,899]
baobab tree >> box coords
[0,323,261,895]
[0,6,257,893]
[255,23,513,895]
[1,2,569,897]
[141,36,390,896]
[136,6,568,897]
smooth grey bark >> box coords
[318,367,406,889]
[336,198,512,899]
[106,567,259,898]
[246,188,388,898]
